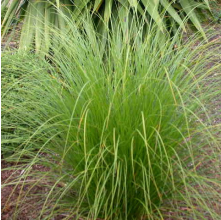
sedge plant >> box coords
[1,16,221,219]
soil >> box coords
[1,160,53,220]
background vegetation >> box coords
[1,0,213,52]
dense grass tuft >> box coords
[2,20,221,219]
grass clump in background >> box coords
[1,53,50,157]
[1,17,221,219]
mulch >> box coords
[1,160,53,220]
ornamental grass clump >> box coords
[2,19,221,219]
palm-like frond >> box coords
[1,0,212,52]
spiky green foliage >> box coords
[1,0,213,52]
[2,19,221,219]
